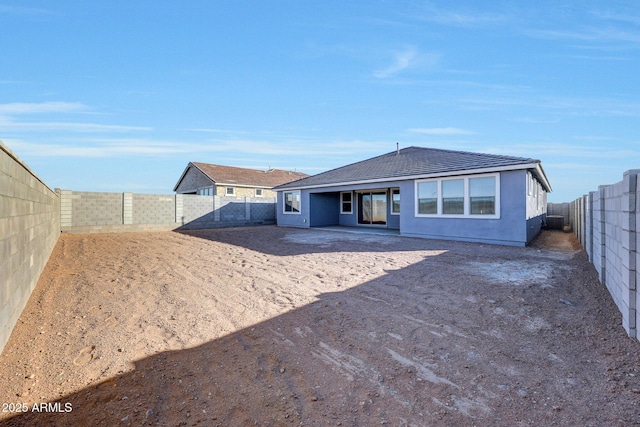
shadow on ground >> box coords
[3,230,640,426]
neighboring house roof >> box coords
[275,146,551,192]
[173,162,308,191]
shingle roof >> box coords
[275,146,550,191]
[190,162,308,188]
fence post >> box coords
[622,170,638,338]
[123,192,133,225]
[588,192,594,263]
[245,196,251,220]
[214,195,220,222]
[59,190,73,228]
[175,194,183,225]
[598,186,607,286]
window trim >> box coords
[225,187,235,196]
[283,190,301,214]
[255,188,263,197]
[414,173,500,219]
[391,188,400,215]
[340,191,353,214]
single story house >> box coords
[174,162,308,198]
[273,146,551,246]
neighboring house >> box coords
[174,162,308,198]
[274,146,551,246]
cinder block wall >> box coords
[0,142,60,353]
[60,191,277,233]
[547,202,570,225]
[557,169,639,340]
[132,194,175,225]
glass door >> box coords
[357,191,387,225]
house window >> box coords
[417,181,438,214]
[469,176,496,215]
[284,191,301,214]
[341,192,352,214]
[225,187,235,196]
[391,189,400,214]
[442,179,464,214]
[255,188,263,197]
[415,173,500,218]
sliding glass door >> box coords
[357,191,387,225]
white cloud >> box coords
[0,101,87,114]
[3,136,391,160]
[0,5,55,16]
[408,127,474,136]
[413,3,506,28]
[374,48,417,78]
[525,27,640,45]
[0,120,152,133]
[373,48,439,79]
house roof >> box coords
[275,146,551,192]
[173,162,308,191]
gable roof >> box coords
[174,162,308,191]
[275,146,551,192]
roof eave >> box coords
[173,162,216,192]
[275,163,545,191]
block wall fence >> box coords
[0,142,60,354]
[58,190,276,233]
[549,169,640,340]
[0,141,279,354]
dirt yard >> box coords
[0,226,639,426]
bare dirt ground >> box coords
[0,226,639,426]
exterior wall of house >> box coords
[277,181,405,229]
[401,170,528,246]
[309,193,340,227]
[277,170,540,246]
[215,186,276,198]
[525,171,548,243]
[174,166,214,194]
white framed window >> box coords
[442,179,464,214]
[391,189,400,214]
[283,191,301,214]
[417,181,437,214]
[225,187,235,196]
[255,188,263,197]
[469,176,496,215]
[415,173,500,219]
[340,192,353,214]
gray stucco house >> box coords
[274,146,551,246]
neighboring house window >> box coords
[415,173,499,218]
[284,191,301,214]
[255,188,263,197]
[341,192,352,214]
[225,187,235,196]
[391,189,400,214]
[198,187,213,196]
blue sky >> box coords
[1,1,638,202]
